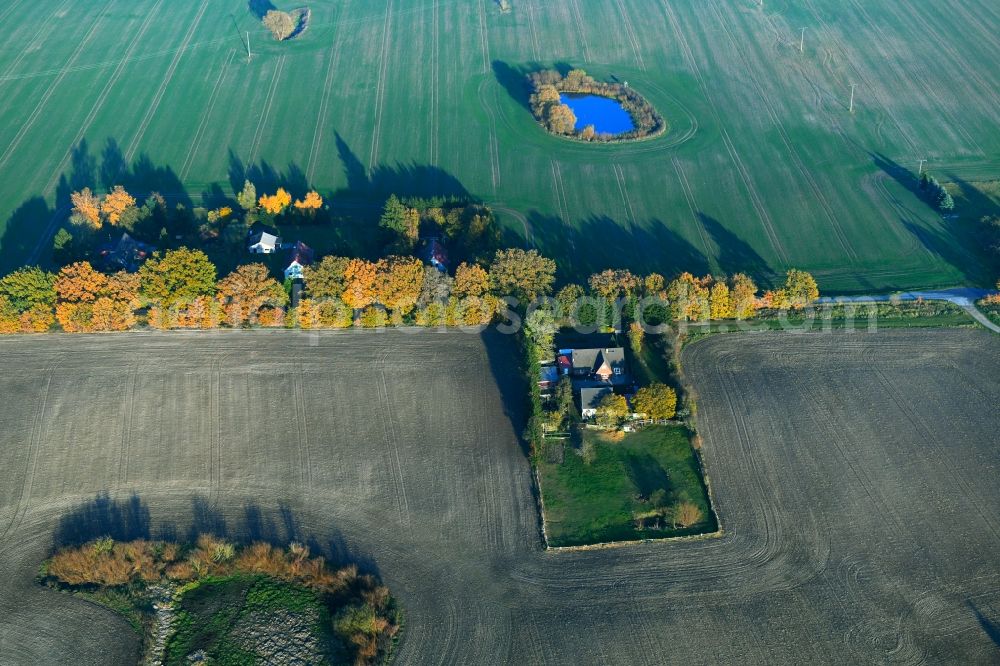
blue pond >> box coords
[559,93,635,135]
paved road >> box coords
[818,288,1000,333]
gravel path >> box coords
[818,287,1000,333]
[0,328,997,664]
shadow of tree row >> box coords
[53,492,381,575]
[0,134,474,275]
[870,151,991,284]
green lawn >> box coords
[165,575,332,665]
[0,1,998,291]
[538,425,715,547]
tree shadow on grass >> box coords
[51,493,382,576]
[697,212,773,283]
[624,453,670,499]
[333,132,471,201]
[901,218,986,284]
[524,210,708,282]
[227,151,310,200]
[247,0,276,20]
[870,152,923,198]
[491,60,575,112]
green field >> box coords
[538,425,715,547]
[1,0,999,290]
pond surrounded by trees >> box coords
[559,93,635,136]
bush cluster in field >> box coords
[527,68,666,141]
[39,536,399,666]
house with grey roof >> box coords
[569,347,628,385]
[580,387,613,419]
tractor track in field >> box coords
[476,78,502,192]
[122,0,210,168]
[368,0,394,179]
[672,157,715,267]
[43,0,168,196]
[476,0,491,75]
[524,0,541,62]
[709,0,857,263]
[849,0,985,156]
[612,163,644,261]
[376,351,410,530]
[613,0,646,72]
[180,48,235,183]
[293,362,314,491]
[549,160,576,256]
[306,0,352,184]
[0,0,25,28]
[0,355,60,554]
[427,0,440,167]
[567,0,592,63]
[660,0,788,265]
[117,360,138,488]
[0,0,115,171]
[798,0,920,156]
[0,0,74,85]
[247,55,286,170]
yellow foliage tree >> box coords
[100,185,136,225]
[70,188,102,228]
[730,273,758,320]
[374,256,424,315]
[259,188,292,215]
[342,259,378,310]
[453,263,490,298]
[293,190,323,211]
[709,282,733,320]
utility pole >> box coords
[800,28,806,53]
[918,159,927,176]
[849,83,856,113]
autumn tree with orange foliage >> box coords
[54,262,141,332]
[100,185,136,225]
[342,259,378,310]
[453,262,490,298]
[374,256,424,315]
[215,263,288,326]
[258,187,292,215]
[55,262,108,303]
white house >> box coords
[284,241,315,281]
[248,229,281,254]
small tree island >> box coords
[38,536,400,665]
[527,68,666,142]
[262,7,311,41]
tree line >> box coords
[527,68,665,142]
[0,249,818,336]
